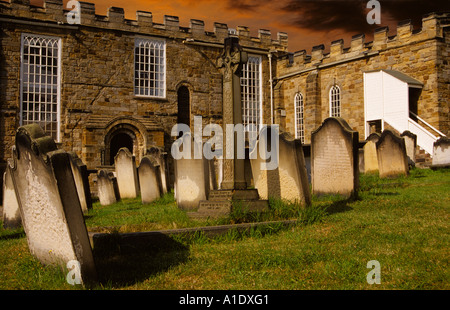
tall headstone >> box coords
[311,117,359,197]
[97,170,120,206]
[217,37,248,190]
[376,130,409,178]
[68,152,92,213]
[363,132,380,173]
[173,133,210,210]
[146,146,169,194]
[2,164,21,229]
[250,128,311,205]
[431,136,450,169]
[114,147,139,199]
[185,37,269,219]
[401,130,417,166]
[9,124,97,285]
[138,155,162,204]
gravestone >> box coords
[401,131,417,166]
[363,133,380,173]
[187,37,269,219]
[9,124,97,285]
[311,117,359,197]
[250,128,311,205]
[68,152,92,213]
[173,133,210,210]
[138,155,162,204]
[146,146,169,194]
[431,136,450,169]
[2,164,21,229]
[114,147,139,199]
[97,170,120,206]
[376,130,409,178]
[217,36,248,190]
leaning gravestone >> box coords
[376,130,409,178]
[401,131,417,166]
[250,127,311,205]
[2,164,21,229]
[173,133,210,210]
[431,136,450,169]
[146,146,169,194]
[9,124,97,285]
[114,148,140,199]
[311,117,359,197]
[68,152,92,213]
[97,170,120,206]
[138,156,162,204]
[363,132,380,173]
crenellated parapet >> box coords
[277,12,449,72]
[0,0,288,51]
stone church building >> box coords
[0,0,449,191]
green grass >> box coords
[0,167,448,290]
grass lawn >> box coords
[0,167,448,290]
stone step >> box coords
[192,200,232,218]
[208,189,260,201]
[189,197,269,219]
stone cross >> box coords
[217,37,248,190]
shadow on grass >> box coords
[92,232,189,288]
[324,198,353,215]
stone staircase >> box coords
[188,189,269,219]
[415,146,432,168]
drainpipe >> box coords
[268,52,274,124]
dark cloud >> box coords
[227,0,450,35]
[226,0,261,12]
[282,0,373,34]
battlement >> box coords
[278,12,449,69]
[0,0,288,51]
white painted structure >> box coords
[363,70,444,155]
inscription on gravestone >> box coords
[311,117,359,197]
[9,124,97,285]
[115,148,140,199]
[376,130,409,178]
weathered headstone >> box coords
[146,146,169,194]
[9,124,97,285]
[217,36,248,190]
[2,164,21,229]
[401,130,417,166]
[97,170,120,206]
[363,132,380,173]
[114,147,139,199]
[311,117,359,197]
[376,130,409,178]
[250,128,311,205]
[173,133,210,210]
[431,136,450,169]
[188,37,269,219]
[138,155,162,204]
[68,152,92,213]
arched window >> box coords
[20,34,61,141]
[294,92,305,143]
[329,85,341,117]
[241,55,262,135]
[134,38,166,98]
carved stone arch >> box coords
[104,117,147,165]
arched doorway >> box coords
[103,119,146,166]
[177,86,190,136]
[109,132,134,165]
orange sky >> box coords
[32,0,449,53]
